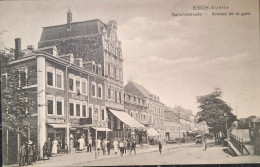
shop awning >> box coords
[91,127,112,131]
[108,109,145,129]
[147,128,159,136]
[48,124,68,128]
[70,124,92,129]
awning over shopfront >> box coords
[48,124,68,128]
[70,124,92,130]
[91,127,112,132]
[147,128,159,136]
[108,109,145,129]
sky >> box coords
[0,0,259,118]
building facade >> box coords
[164,106,181,140]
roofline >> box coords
[42,19,106,29]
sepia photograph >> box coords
[0,0,259,166]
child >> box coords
[159,142,162,154]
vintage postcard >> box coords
[0,0,259,166]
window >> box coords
[92,62,95,72]
[69,78,74,91]
[115,91,117,102]
[116,69,119,80]
[57,101,62,115]
[101,109,105,120]
[82,105,86,117]
[98,65,102,75]
[98,85,102,98]
[47,72,53,86]
[70,103,74,116]
[56,74,62,88]
[95,106,100,120]
[113,67,116,79]
[82,81,86,94]
[119,92,121,103]
[108,64,110,76]
[48,100,54,114]
[108,88,111,99]
[89,105,92,118]
[76,80,80,93]
[20,70,27,86]
[91,82,96,97]
[76,104,80,116]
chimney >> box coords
[67,10,72,30]
[15,38,21,60]
[27,45,34,51]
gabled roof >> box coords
[39,19,106,42]
[124,80,153,98]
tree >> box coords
[196,88,237,144]
[1,48,34,134]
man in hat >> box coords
[19,142,26,166]
[159,141,162,154]
[27,141,33,164]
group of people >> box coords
[19,140,38,166]
[95,138,137,156]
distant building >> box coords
[124,81,165,141]
[164,106,181,140]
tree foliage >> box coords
[238,115,256,129]
[1,48,34,133]
[196,88,237,142]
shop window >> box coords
[70,103,74,116]
[76,104,80,116]
[57,101,62,115]
[48,100,54,114]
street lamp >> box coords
[93,114,98,159]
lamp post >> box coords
[93,114,98,159]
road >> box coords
[76,144,260,166]
[5,143,260,166]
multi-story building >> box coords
[2,38,107,159]
[124,81,165,141]
[38,10,144,140]
[164,106,181,140]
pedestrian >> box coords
[113,138,119,155]
[52,138,58,155]
[129,139,136,155]
[202,139,207,151]
[19,142,26,166]
[96,137,102,155]
[159,142,162,154]
[44,138,51,159]
[78,136,85,151]
[87,137,92,152]
[127,139,131,152]
[123,139,127,154]
[101,139,106,155]
[107,139,111,155]
[27,140,33,165]
[119,139,124,156]
[32,144,38,162]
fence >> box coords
[229,132,250,155]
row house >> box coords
[124,81,165,142]
[164,106,181,140]
[2,38,107,159]
[38,10,145,141]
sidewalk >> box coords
[4,142,194,167]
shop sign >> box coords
[47,118,65,123]
[69,92,88,101]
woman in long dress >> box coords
[78,136,85,151]
[52,139,58,154]
[113,138,118,155]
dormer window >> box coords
[98,64,102,75]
